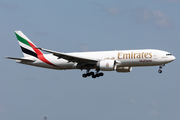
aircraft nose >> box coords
[172,55,176,61]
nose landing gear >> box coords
[158,64,165,73]
[158,70,162,73]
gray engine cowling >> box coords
[116,66,132,72]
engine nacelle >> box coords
[98,60,115,71]
[116,66,132,72]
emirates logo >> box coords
[106,63,110,67]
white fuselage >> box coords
[17,49,175,70]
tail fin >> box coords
[15,31,43,58]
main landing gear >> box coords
[158,64,165,73]
[82,69,104,78]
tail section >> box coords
[15,31,42,58]
[14,31,57,67]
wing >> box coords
[36,47,98,64]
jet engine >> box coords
[116,66,132,72]
[98,60,116,71]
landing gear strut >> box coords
[82,69,104,78]
[158,64,165,73]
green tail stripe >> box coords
[15,32,31,47]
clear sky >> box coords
[1,0,180,120]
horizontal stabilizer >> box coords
[5,57,35,62]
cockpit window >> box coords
[166,54,172,56]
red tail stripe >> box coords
[28,41,57,67]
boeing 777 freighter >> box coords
[6,31,175,78]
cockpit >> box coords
[163,52,176,63]
[166,54,172,56]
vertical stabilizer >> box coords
[14,31,57,67]
[15,31,39,58]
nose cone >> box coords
[169,55,176,62]
[172,55,176,61]
[166,55,175,63]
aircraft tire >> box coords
[158,70,162,73]
[99,72,104,76]
[96,74,100,77]
[86,73,91,76]
[92,75,96,78]
[90,72,94,76]
[82,74,87,78]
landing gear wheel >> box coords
[158,70,162,73]
[82,74,87,78]
[86,73,91,76]
[90,72,94,76]
[99,72,104,76]
[82,69,104,78]
[158,64,165,74]
[96,74,100,77]
[92,75,96,78]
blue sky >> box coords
[1,0,180,120]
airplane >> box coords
[6,31,176,78]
